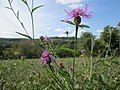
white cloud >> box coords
[56,0,83,4]
[55,27,73,33]
[68,3,83,9]
[55,27,73,37]
[70,29,86,37]
[79,30,86,33]
[96,30,103,33]
[55,28,64,32]
[54,27,86,37]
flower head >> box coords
[65,4,93,23]
[40,50,55,65]
[45,35,50,42]
[118,22,120,27]
[31,69,36,74]
[59,60,64,69]
[40,35,50,42]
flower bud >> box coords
[74,16,81,24]
[40,36,45,41]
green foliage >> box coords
[16,32,32,40]
[0,57,120,89]
[77,32,95,56]
[100,26,119,49]
[61,20,90,28]
[32,5,44,13]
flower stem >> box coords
[90,37,94,79]
[118,26,120,49]
[26,1,35,39]
[73,26,78,90]
[8,0,29,36]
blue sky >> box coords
[0,0,120,38]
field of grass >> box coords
[0,57,120,90]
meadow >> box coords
[0,57,120,90]
[1,0,120,89]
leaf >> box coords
[32,5,44,13]
[99,74,110,88]
[61,20,75,25]
[58,70,73,87]
[78,24,90,28]
[5,7,12,10]
[10,0,14,3]
[21,0,27,5]
[16,32,32,40]
[17,11,19,18]
[111,61,119,65]
[104,62,112,68]
[59,47,75,53]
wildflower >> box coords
[40,50,55,65]
[65,4,93,24]
[40,35,50,42]
[69,65,73,71]
[79,60,83,64]
[59,60,64,69]
[31,69,36,74]
[40,36,45,41]
[44,35,50,42]
[118,22,120,27]
[80,49,87,53]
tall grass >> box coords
[0,57,120,90]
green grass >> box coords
[0,57,120,90]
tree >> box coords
[100,26,119,56]
[77,32,95,56]
[16,40,42,59]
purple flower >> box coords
[80,49,87,53]
[40,50,55,65]
[118,22,120,27]
[65,4,93,22]
[59,60,64,69]
[44,35,50,42]
[40,35,50,42]
[69,65,73,71]
[31,69,36,74]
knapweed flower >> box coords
[65,4,93,24]
[59,60,64,69]
[40,50,55,65]
[69,65,73,71]
[118,22,120,27]
[31,69,36,74]
[40,35,50,42]
[80,49,87,53]
[44,35,50,42]
[40,36,45,41]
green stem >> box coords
[31,13,35,39]
[118,26,120,49]
[46,65,68,90]
[73,26,78,90]
[26,1,35,39]
[108,28,112,56]
[90,37,94,79]
[8,0,30,36]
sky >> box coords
[0,0,120,38]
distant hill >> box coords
[0,37,75,43]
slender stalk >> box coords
[8,0,29,36]
[26,1,35,39]
[73,26,78,90]
[118,26,120,49]
[90,37,94,79]
[108,28,112,56]
[45,65,68,90]
[31,12,35,39]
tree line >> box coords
[0,25,120,60]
